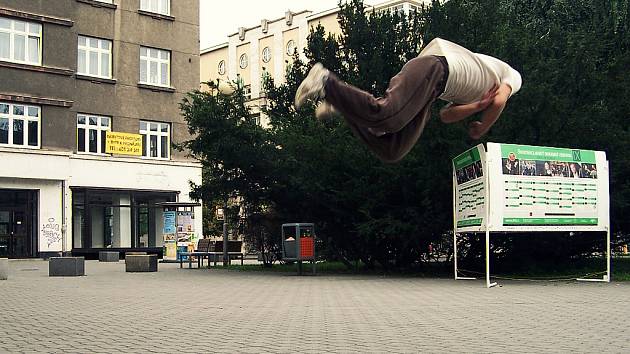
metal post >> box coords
[452,171,458,280]
[222,220,228,266]
[606,227,611,282]
[486,230,497,288]
[61,180,66,257]
[453,232,458,279]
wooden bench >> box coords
[179,238,213,269]
[207,240,244,266]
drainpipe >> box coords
[61,180,67,257]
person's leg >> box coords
[342,105,433,163]
[325,55,446,134]
[325,56,446,163]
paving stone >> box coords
[0,260,628,353]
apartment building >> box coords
[200,0,427,124]
[0,0,202,258]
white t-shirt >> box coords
[419,38,522,105]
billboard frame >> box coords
[452,143,610,288]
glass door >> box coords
[0,208,30,258]
[0,210,9,257]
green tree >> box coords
[178,81,277,245]
[181,0,630,270]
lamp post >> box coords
[217,207,228,266]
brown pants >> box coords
[325,55,448,163]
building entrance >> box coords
[0,190,37,258]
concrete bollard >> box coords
[49,257,85,277]
[125,254,158,272]
[99,251,120,262]
[0,258,8,280]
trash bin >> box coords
[281,223,316,275]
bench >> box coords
[207,240,244,266]
[179,240,244,268]
[179,238,213,269]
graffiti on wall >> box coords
[41,218,61,248]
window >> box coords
[286,40,296,56]
[77,114,111,154]
[140,47,170,87]
[139,121,169,159]
[0,17,41,65]
[77,36,112,78]
[239,53,248,69]
[262,47,271,63]
[140,0,170,16]
[243,85,252,100]
[218,60,226,75]
[0,102,40,148]
[72,188,176,249]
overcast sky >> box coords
[199,0,366,49]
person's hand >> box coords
[468,121,485,140]
[476,84,499,110]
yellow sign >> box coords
[105,132,142,156]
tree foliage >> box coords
[181,0,630,269]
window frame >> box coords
[139,0,171,16]
[0,16,42,66]
[76,113,112,155]
[286,40,296,56]
[0,101,41,149]
[77,35,112,79]
[139,46,171,87]
[239,53,248,69]
[139,120,170,160]
[262,46,271,63]
[217,60,226,75]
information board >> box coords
[452,142,610,286]
[486,143,609,232]
[453,144,487,232]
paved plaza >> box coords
[1,260,628,353]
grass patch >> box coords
[221,257,630,281]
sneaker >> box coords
[294,63,329,109]
[314,101,339,120]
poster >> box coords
[105,132,142,156]
[453,144,487,232]
[177,211,194,233]
[453,143,608,233]
[163,241,177,261]
[497,144,598,226]
[162,211,177,261]
[163,211,176,234]
[486,143,608,232]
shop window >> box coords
[71,189,176,250]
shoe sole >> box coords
[295,63,325,109]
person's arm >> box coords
[439,84,498,123]
[468,83,512,139]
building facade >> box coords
[200,0,427,125]
[0,0,202,258]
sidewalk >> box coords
[1,260,628,353]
